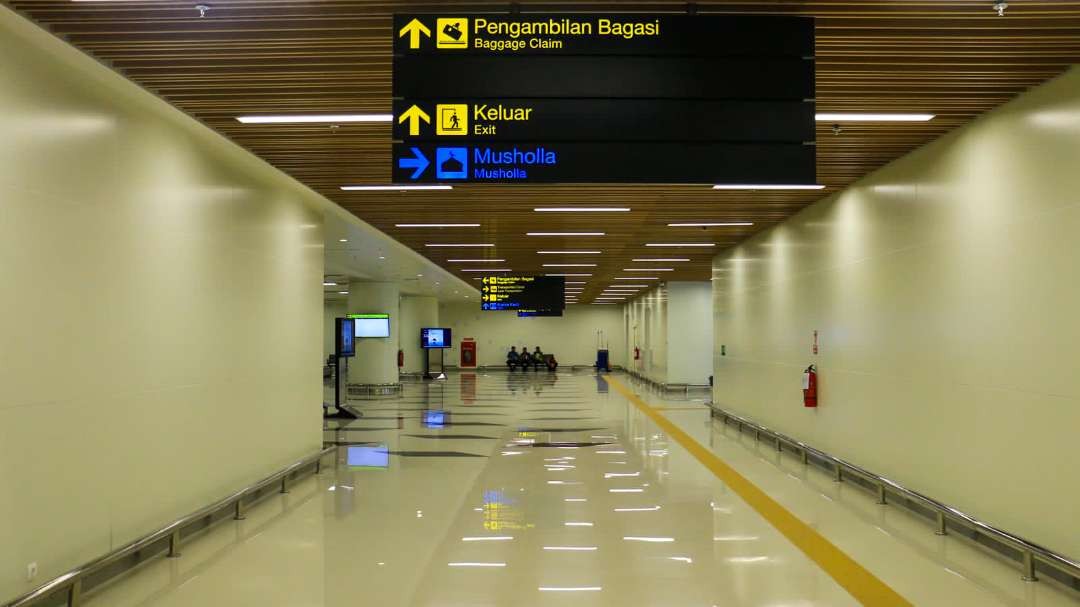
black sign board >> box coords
[393,100,815,142]
[393,15,813,56]
[480,276,565,311]
[518,309,564,317]
[392,14,816,184]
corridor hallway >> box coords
[83,372,1078,606]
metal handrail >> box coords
[708,405,1080,586]
[3,446,335,607]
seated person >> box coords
[506,346,520,371]
[518,347,533,371]
[545,353,558,372]
[532,346,545,371]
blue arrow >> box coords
[398,147,429,180]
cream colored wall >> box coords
[0,8,323,599]
[666,282,713,385]
[625,285,669,383]
[712,67,1080,558]
[438,303,626,368]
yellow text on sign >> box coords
[436,18,469,49]
[436,104,469,135]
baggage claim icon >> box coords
[436,18,469,49]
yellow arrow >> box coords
[397,105,431,136]
[398,18,431,49]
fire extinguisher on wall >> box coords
[634,347,641,361]
[398,349,404,368]
[802,365,818,408]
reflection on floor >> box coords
[83,370,1079,606]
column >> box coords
[347,281,400,386]
[399,295,439,374]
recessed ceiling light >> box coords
[338,291,349,295]
[447,259,505,262]
[537,250,603,254]
[528,232,605,237]
[623,268,674,272]
[712,184,824,191]
[416,274,423,277]
[546,273,592,277]
[816,113,934,122]
[323,282,338,286]
[341,185,452,191]
[533,207,630,212]
[338,239,348,242]
[395,223,479,228]
[425,243,494,247]
[645,243,715,247]
[378,256,386,260]
[622,537,675,543]
[667,222,753,227]
[236,114,392,124]
[542,263,597,267]
[461,269,512,272]
[632,258,689,262]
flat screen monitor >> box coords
[352,314,391,338]
[421,327,452,349]
[335,318,355,357]
[347,444,390,469]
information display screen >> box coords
[350,314,391,338]
[421,327,452,349]
[336,318,355,356]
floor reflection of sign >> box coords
[436,147,468,179]
[436,104,469,135]
[436,18,468,48]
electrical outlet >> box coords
[26,562,38,582]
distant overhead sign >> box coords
[391,14,816,184]
[480,275,565,311]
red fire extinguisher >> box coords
[634,347,641,360]
[398,349,404,368]
[802,364,818,408]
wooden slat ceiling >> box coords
[8,0,1080,303]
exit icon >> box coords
[436,104,469,135]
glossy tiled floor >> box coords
[84,371,1079,606]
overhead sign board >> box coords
[480,276,565,311]
[392,14,816,185]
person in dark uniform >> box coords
[506,346,520,371]
[519,346,533,371]
[532,346,545,371]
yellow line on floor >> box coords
[604,376,912,607]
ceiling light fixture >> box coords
[236,114,392,124]
[537,250,602,254]
[607,283,648,287]
[546,273,592,277]
[542,263,597,267]
[461,269,511,272]
[341,185,452,191]
[462,536,514,542]
[395,223,479,227]
[623,268,674,272]
[447,259,505,262]
[533,207,630,212]
[614,276,658,280]
[816,113,935,122]
[632,258,689,262]
[712,184,824,191]
[527,232,605,237]
[645,243,715,247]
[667,222,753,227]
[323,282,338,286]
[425,243,494,247]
